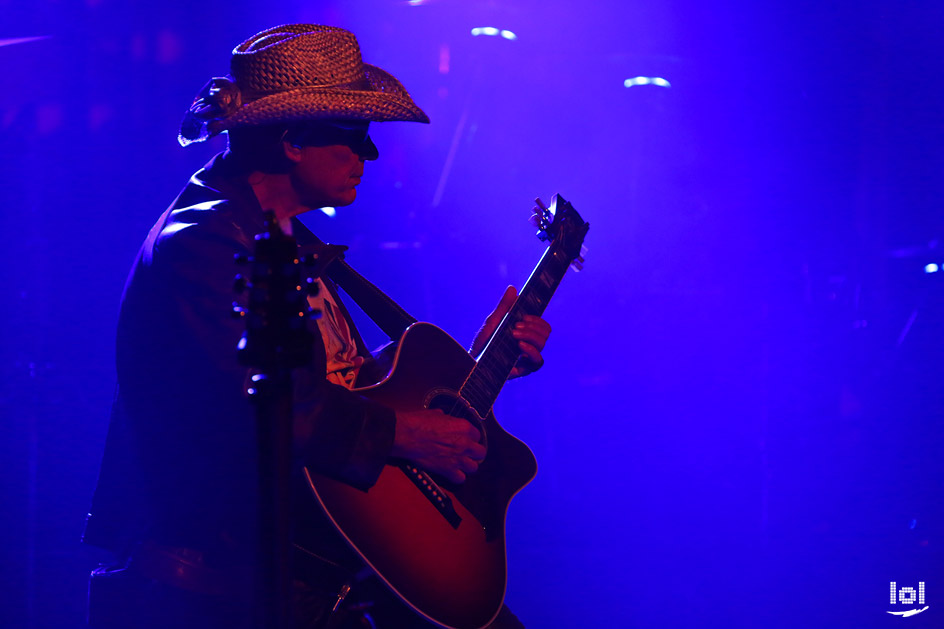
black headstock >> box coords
[235,212,317,374]
[531,194,589,270]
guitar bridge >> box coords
[398,462,462,529]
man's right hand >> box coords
[390,409,486,484]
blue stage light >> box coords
[0,36,50,47]
[471,27,517,40]
[624,76,672,88]
[924,263,939,274]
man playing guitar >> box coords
[85,24,552,629]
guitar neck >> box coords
[460,242,574,417]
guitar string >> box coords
[435,239,576,488]
[450,245,566,421]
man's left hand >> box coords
[470,286,551,378]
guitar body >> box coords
[306,194,588,629]
[304,322,538,629]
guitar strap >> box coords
[294,231,417,345]
[324,258,418,342]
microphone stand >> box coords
[237,212,316,629]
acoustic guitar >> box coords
[305,194,589,629]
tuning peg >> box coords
[534,197,548,212]
[308,308,323,320]
[304,277,321,296]
[247,372,269,398]
[231,301,247,318]
[528,213,542,229]
[570,245,589,272]
[233,274,248,293]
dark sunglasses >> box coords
[285,121,371,148]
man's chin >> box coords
[307,192,356,212]
[334,190,358,207]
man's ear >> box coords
[282,140,304,164]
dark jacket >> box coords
[84,152,396,558]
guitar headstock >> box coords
[235,211,316,374]
[531,194,590,270]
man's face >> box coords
[288,121,378,209]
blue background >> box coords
[1,1,942,627]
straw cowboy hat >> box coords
[179,24,429,146]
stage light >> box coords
[471,27,517,40]
[0,36,49,48]
[924,263,939,274]
[624,76,672,88]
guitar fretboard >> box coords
[460,244,573,417]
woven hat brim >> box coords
[219,64,429,130]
